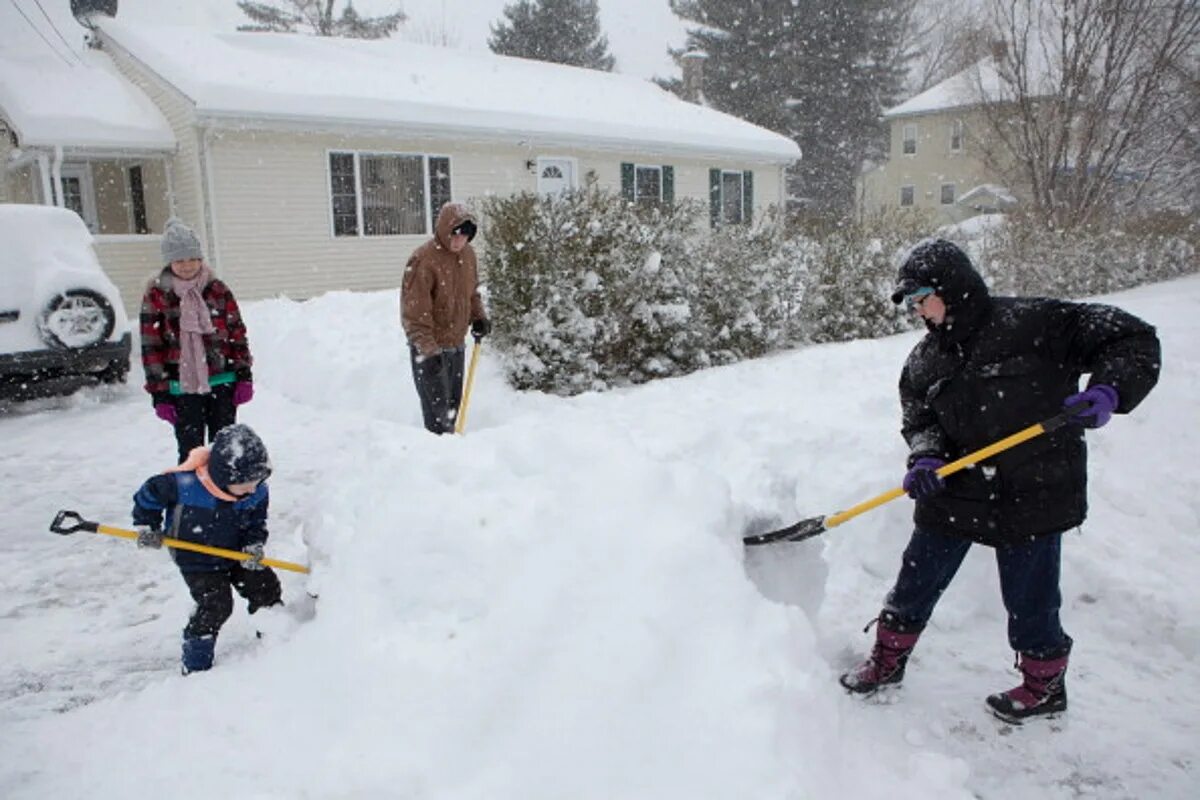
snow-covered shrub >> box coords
[685,208,813,364]
[947,212,1198,299]
[798,213,928,343]
[480,189,702,393]
[481,189,816,394]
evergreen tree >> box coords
[237,0,405,39]
[489,0,616,72]
[669,0,912,217]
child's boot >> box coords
[181,634,216,675]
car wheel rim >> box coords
[44,295,108,348]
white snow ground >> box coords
[1,275,1197,799]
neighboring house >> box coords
[857,58,1021,224]
[3,19,798,312]
[0,47,175,312]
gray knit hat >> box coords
[161,217,204,264]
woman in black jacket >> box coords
[840,239,1161,724]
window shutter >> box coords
[662,165,674,204]
[620,162,635,201]
[709,168,721,227]
[742,170,753,224]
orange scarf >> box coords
[166,446,239,502]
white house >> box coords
[1,16,799,312]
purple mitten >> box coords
[154,403,177,425]
[903,457,947,500]
[1064,384,1118,428]
[233,381,254,406]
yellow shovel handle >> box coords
[96,523,310,574]
[823,418,1056,530]
[455,338,483,435]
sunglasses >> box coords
[904,287,936,310]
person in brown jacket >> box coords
[401,202,491,434]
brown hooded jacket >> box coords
[401,202,487,357]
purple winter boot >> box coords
[839,614,922,694]
[986,652,1069,723]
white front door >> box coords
[536,157,576,197]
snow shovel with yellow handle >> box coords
[743,401,1093,546]
[50,510,311,574]
[455,335,483,435]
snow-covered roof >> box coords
[96,20,799,163]
[885,51,1062,120]
[957,183,1017,207]
[0,48,175,151]
[884,60,1006,118]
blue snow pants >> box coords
[883,526,1071,659]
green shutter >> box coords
[662,165,674,204]
[742,170,754,224]
[709,168,721,228]
[621,162,635,201]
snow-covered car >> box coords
[0,204,132,401]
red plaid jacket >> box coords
[139,268,253,398]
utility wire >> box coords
[29,0,85,63]
[5,0,77,68]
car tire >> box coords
[99,358,130,385]
[38,289,116,350]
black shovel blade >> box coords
[743,515,827,546]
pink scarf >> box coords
[173,265,214,395]
[167,446,239,501]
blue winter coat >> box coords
[132,472,269,573]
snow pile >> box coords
[1,275,1198,798]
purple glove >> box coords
[233,381,254,406]
[903,457,947,500]
[1065,384,1118,429]
[154,403,177,425]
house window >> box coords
[635,165,662,205]
[329,153,359,236]
[903,124,917,155]
[949,120,963,152]
[128,165,149,234]
[900,185,915,206]
[720,170,744,224]
[328,151,451,237]
[707,167,753,227]
[940,183,956,205]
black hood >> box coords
[892,238,992,342]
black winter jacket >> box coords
[898,254,1160,546]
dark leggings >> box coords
[884,526,1071,658]
[182,566,282,639]
[410,346,465,434]
[173,383,237,463]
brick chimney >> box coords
[681,50,708,104]
[990,38,1008,62]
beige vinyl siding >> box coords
[859,107,1000,223]
[93,236,165,315]
[0,130,11,203]
[206,128,787,301]
[6,164,38,204]
[98,33,203,243]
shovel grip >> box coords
[50,510,98,535]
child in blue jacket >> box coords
[133,423,280,674]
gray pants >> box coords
[410,346,464,434]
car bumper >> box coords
[0,333,131,401]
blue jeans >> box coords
[884,526,1071,658]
